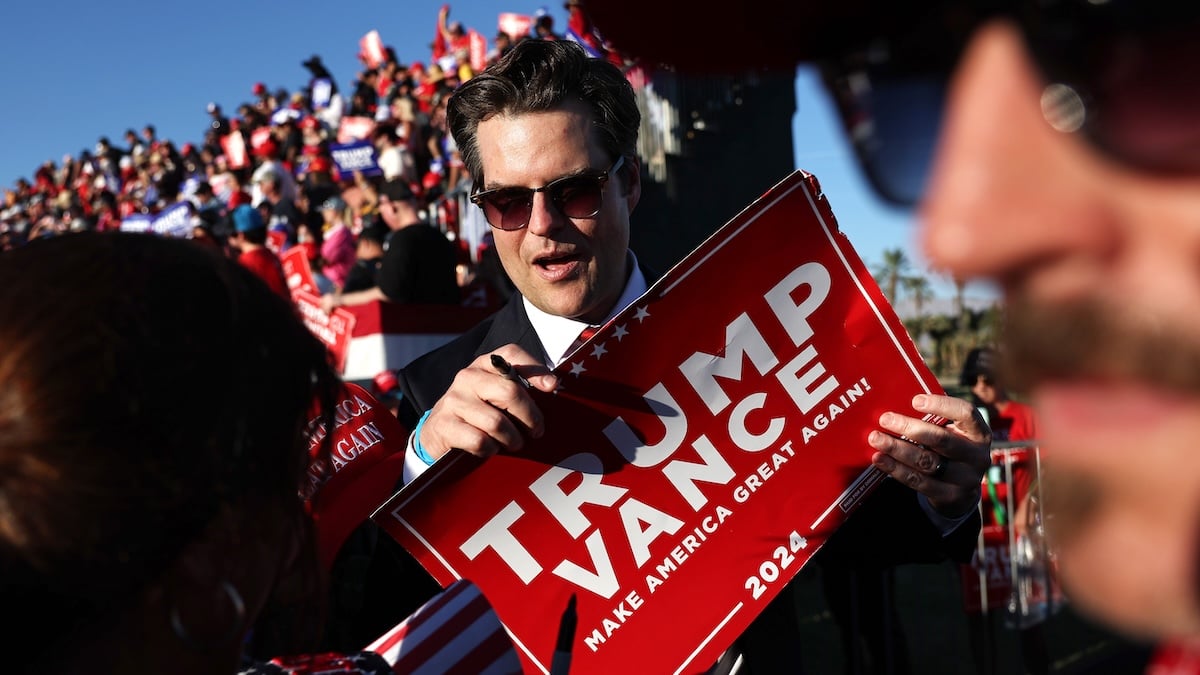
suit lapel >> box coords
[474,296,547,365]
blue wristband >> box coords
[413,409,436,466]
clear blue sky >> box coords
[0,0,991,300]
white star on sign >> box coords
[634,306,650,322]
[570,361,587,376]
[613,324,629,341]
[590,342,607,359]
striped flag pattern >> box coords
[366,579,522,674]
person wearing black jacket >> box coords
[325,39,989,672]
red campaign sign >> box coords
[960,525,1014,613]
[303,382,409,569]
[337,116,378,144]
[498,12,532,40]
[359,29,386,69]
[469,29,488,73]
[281,245,318,297]
[374,171,944,674]
[250,126,274,154]
[294,289,357,374]
[266,231,288,257]
[221,131,248,170]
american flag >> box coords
[366,579,522,674]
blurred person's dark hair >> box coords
[302,54,333,81]
[358,219,389,247]
[0,232,341,671]
[959,346,999,388]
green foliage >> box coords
[871,248,911,305]
[875,252,1000,381]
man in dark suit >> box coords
[341,39,990,671]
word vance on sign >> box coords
[374,171,944,674]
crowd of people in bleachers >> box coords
[0,1,625,310]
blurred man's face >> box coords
[920,21,1200,641]
[474,101,639,325]
[378,196,399,229]
[357,239,383,260]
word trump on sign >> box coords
[330,140,382,180]
[376,171,944,674]
[460,261,844,597]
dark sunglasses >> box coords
[817,0,1200,206]
[470,156,625,231]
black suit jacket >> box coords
[394,292,541,430]
[327,289,982,663]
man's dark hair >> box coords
[446,39,640,186]
[240,226,268,245]
[379,177,415,203]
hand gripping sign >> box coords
[374,171,945,674]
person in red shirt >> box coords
[229,204,289,299]
[962,346,1051,675]
[961,346,1040,528]
[966,348,1038,443]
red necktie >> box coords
[567,325,599,356]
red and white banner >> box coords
[340,302,493,382]
[221,131,248,170]
[961,525,1014,613]
[469,29,488,73]
[294,289,357,374]
[250,126,274,155]
[337,116,378,144]
[374,171,944,673]
[498,12,532,40]
[359,29,386,69]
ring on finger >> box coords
[931,458,947,479]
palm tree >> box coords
[953,277,966,320]
[903,275,934,318]
[872,248,911,305]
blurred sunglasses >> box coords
[470,156,625,231]
[817,0,1200,206]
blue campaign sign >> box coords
[312,78,333,109]
[120,212,153,234]
[180,175,202,198]
[151,202,193,238]
[329,140,382,180]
